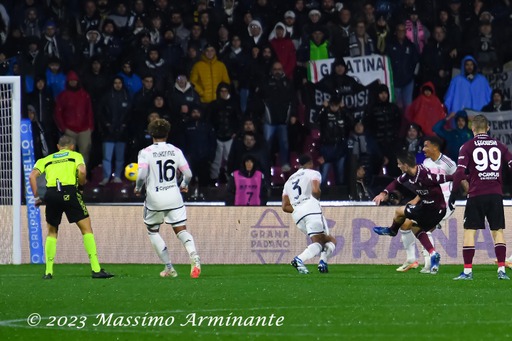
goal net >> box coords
[0,76,21,264]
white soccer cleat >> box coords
[419,267,431,274]
[190,255,201,278]
[396,261,419,272]
[160,267,178,278]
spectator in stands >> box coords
[44,59,66,101]
[209,82,241,184]
[26,78,57,156]
[399,123,425,165]
[318,57,364,109]
[315,93,351,186]
[244,19,267,50]
[20,36,45,78]
[78,28,103,64]
[349,19,375,57]
[148,93,171,122]
[297,24,332,84]
[282,10,301,50]
[222,34,250,113]
[100,19,122,69]
[54,70,94,165]
[187,23,208,52]
[269,22,296,80]
[128,111,161,163]
[190,44,231,106]
[168,73,201,135]
[420,25,454,99]
[433,110,473,162]
[466,19,503,74]
[137,46,168,92]
[182,107,216,187]
[147,12,164,46]
[107,0,132,36]
[226,154,268,206]
[98,76,131,186]
[215,24,231,60]
[386,23,419,111]
[347,118,383,199]
[116,60,142,99]
[368,11,391,55]
[444,55,491,114]
[161,29,184,77]
[405,7,430,54]
[257,61,296,173]
[364,84,402,177]
[482,89,512,112]
[19,6,43,38]
[132,74,157,132]
[227,131,270,183]
[40,20,71,69]
[170,10,190,52]
[405,82,446,136]
[328,7,352,58]
[353,163,373,201]
[76,0,101,37]
[26,104,49,160]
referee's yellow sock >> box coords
[83,233,101,272]
[45,236,57,275]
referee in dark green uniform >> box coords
[29,135,113,279]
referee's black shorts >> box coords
[464,194,505,230]
[44,186,89,227]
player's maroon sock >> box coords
[463,246,475,269]
[416,231,434,254]
[495,243,506,267]
[390,221,402,234]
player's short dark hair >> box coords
[396,151,416,167]
[58,135,75,147]
[148,118,170,138]
[298,154,313,166]
[423,135,443,149]
[472,115,489,132]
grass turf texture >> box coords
[0,264,510,341]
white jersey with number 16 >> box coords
[137,142,190,211]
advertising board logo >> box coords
[250,209,290,264]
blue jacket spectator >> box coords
[433,110,473,162]
[444,55,492,113]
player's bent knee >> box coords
[146,225,160,234]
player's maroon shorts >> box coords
[464,194,505,230]
[404,203,446,231]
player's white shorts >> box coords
[296,213,330,237]
[143,205,187,227]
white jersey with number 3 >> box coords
[282,168,322,223]
[137,142,190,211]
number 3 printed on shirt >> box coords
[473,147,501,171]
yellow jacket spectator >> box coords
[189,44,230,104]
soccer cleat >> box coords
[318,260,328,273]
[160,267,178,278]
[92,269,114,279]
[373,226,397,237]
[436,223,442,229]
[419,267,431,274]
[291,257,309,274]
[42,273,53,280]
[190,255,201,278]
[396,261,419,272]
[430,252,441,274]
[498,271,510,280]
[453,272,473,280]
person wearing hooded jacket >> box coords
[189,44,231,105]
[269,21,296,80]
[433,110,473,162]
[54,70,94,165]
[444,55,491,114]
[405,81,447,136]
[98,76,132,185]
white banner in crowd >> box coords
[466,109,512,150]
[13,205,512,266]
[307,54,394,88]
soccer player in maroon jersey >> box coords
[451,115,512,280]
[372,151,452,274]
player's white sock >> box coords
[400,230,417,263]
[298,242,323,262]
[507,255,512,262]
[148,232,171,266]
[176,230,198,258]
[319,242,336,262]
[423,231,435,266]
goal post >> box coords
[0,76,22,264]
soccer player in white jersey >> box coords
[134,119,201,278]
[282,154,337,274]
[397,136,457,273]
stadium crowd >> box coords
[6,0,512,202]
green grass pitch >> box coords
[0,264,510,341]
